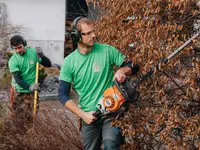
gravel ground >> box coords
[40,75,59,95]
[0,75,60,101]
[0,90,9,101]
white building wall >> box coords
[0,0,66,65]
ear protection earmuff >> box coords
[10,35,27,49]
[70,16,84,43]
[22,38,27,47]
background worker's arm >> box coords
[40,56,51,67]
[58,80,97,124]
[35,47,51,67]
[12,71,40,91]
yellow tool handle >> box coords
[33,61,39,121]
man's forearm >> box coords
[118,66,132,76]
[40,56,51,67]
[12,71,30,90]
[65,99,85,118]
[120,60,140,75]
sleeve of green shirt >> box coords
[8,57,20,73]
[59,57,73,83]
[108,45,126,66]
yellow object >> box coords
[33,59,39,121]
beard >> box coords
[17,49,26,55]
[18,52,25,55]
[80,41,94,48]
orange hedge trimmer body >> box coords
[100,85,126,112]
[96,79,139,116]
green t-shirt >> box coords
[8,47,41,93]
[59,43,125,112]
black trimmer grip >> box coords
[93,110,102,119]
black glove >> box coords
[35,47,44,57]
[29,83,40,91]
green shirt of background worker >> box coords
[8,35,51,123]
[58,17,140,150]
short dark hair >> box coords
[10,35,24,47]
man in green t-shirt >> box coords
[59,17,140,150]
[8,35,51,124]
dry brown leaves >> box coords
[0,103,83,150]
[94,0,200,149]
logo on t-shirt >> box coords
[29,59,34,65]
[93,62,101,72]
